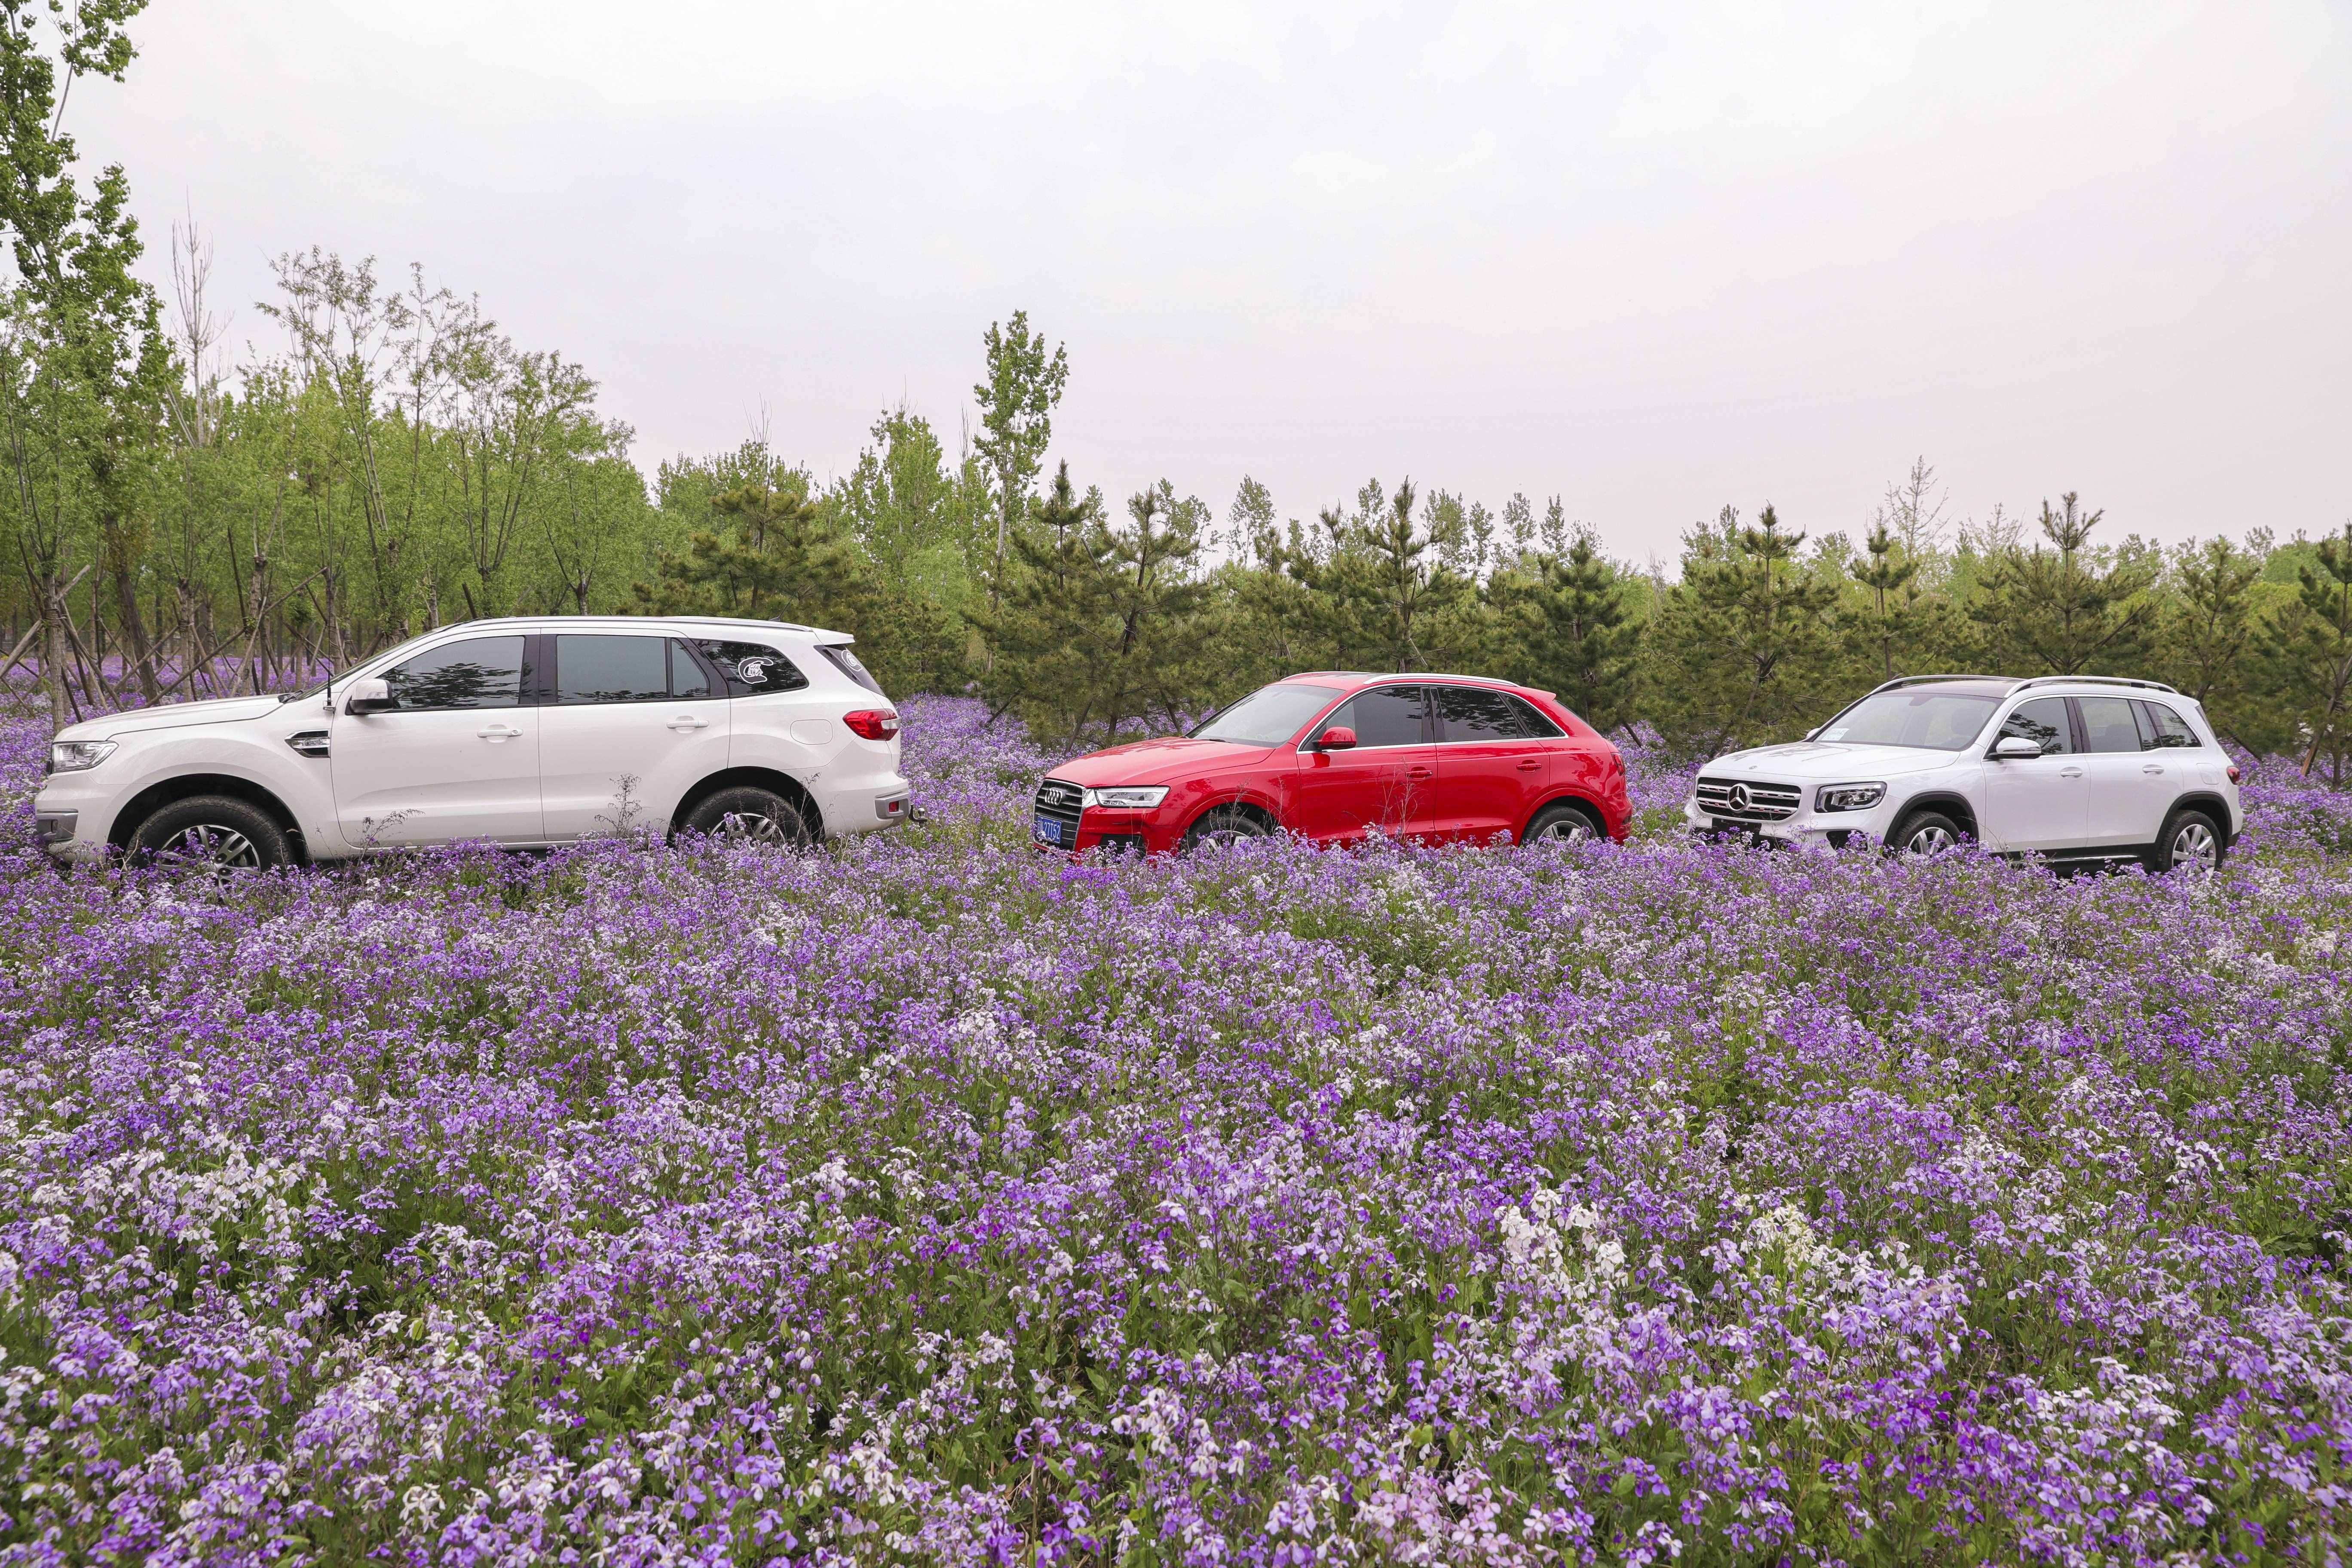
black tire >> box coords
[2147,806,2226,876]
[1180,805,1271,854]
[1890,809,1965,858]
[1521,800,1603,847]
[678,786,817,848]
[129,795,290,874]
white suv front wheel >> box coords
[129,795,292,875]
[1892,809,1965,858]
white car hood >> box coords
[1703,741,1963,781]
[57,694,303,741]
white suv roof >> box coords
[414,614,854,643]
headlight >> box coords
[1816,782,1886,812]
[46,740,117,774]
[1084,785,1169,810]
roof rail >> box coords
[1865,674,2009,694]
[2012,674,2177,694]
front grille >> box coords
[1033,778,1084,844]
[1694,775,1803,822]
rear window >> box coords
[693,640,809,697]
[818,643,885,695]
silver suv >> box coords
[1683,675,2243,871]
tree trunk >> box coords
[107,521,160,706]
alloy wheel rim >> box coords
[159,824,261,874]
[1537,817,1594,843]
[1906,824,1955,856]
[2172,821,2217,872]
[718,811,790,845]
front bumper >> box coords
[1682,796,1893,849]
[1031,805,1174,856]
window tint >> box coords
[1436,685,1521,743]
[1995,697,2073,755]
[2139,701,2200,748]
[819,643,885,695]
[1508,695,1565,738]
[2075,695,2142,754]
[693,640,809,697]
[381,636,524,711]
[1194,683,1338,747]
[555,635,669,704]
[669,640,714,699]
[1334,685,1427,748]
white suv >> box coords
[33,615,913,870]
[1683,675,2243,872]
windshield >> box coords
[1814,689,2000,750]
[1189,683,1340,747]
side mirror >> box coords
[346,677,394,715]
[1991,735,2042,760]
[1315,726,1358,751]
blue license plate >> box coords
[1035,815,1063,844]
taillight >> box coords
[2226,763,2241,784]
[843,709,900,741]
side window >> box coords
[1435,685,1521,743]
[1341,685,1427,747]
[1995,697,2073,755]
[554,635,670,704]
[1507,695,1565,738]
[694,640,810,698]
[2075,695,2142,754]
[2139,701,2200,748]
[380,636,525,711]
[669,640,714,700]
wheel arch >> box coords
[110,774,310,864]
[1890,789,1979,842]
[1179,788,1282,839]
[2167,791,2236,845]
[1520,791,1609,841]
[671,766,823,839]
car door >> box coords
[331,633,543,847]
[1285,684,1436,843]
[1977,696,2086,852]
[2070,695,2169,848]
[1431,684,1549,842]
[538,634,732,838]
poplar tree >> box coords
[971,311,1067,610]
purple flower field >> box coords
[3,695,2352,1565]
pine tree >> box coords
[2162,535,2268,753]
[1500,524,1638,735]
[1648,504,1840,757]
[2270,523,2352,781]
[1969,493,2154,675]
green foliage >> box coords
[1968,492,2156,676]
[1491,523,1640,736]
[2268,523,2352,783]
[1647,504,1841,757]
[972,310,1069,606]
[977,465,1209,739]
[636,473,963,700]
[1281,478,1483,674]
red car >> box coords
[1031,673,1630,854]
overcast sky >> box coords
[77,0,2352,560]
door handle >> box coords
[1406,766,1433,780]
[2059,766,2083,778]
[2142,763,2164,775]
[667,715,709,732]
[1515,759,1542,771]
[476,723,523,740]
